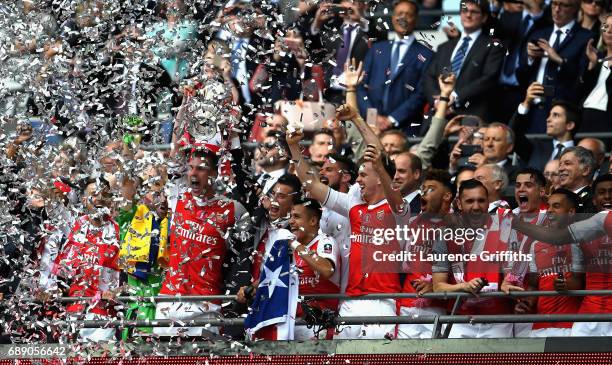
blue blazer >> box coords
[357,40,433,132]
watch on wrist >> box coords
[439,96,450,102]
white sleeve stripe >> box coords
[568,225,579,244]
[323,187,331,207]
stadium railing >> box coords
[42,290,612,339]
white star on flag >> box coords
[259,264,288,298]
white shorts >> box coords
[397,306,446,339]
[530,327,571,337]
[448,323,513,338]
[153,300,221,337]
[71,313,115,343]
[334,299,397,340]
[513,323,533,338]
[571,322,612,336]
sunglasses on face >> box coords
[582,0,605,6]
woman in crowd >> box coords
[580,0,606,41]
[579,13,612,131]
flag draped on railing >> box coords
[245,239,298,340]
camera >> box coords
[328,4,351,15]
[460,144,482,157]
[457,144,483,169]
[460,116,480,127]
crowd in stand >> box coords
[1,0,612,344]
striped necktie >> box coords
[451,36,471,75]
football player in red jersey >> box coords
[155,149,247,338]
[288,104,409,339]
[507,189,585,337]
[503,168,549,337]
[289,199,340,339]
[52,177,121,342]
[397,169,454,338]
[512,174,612,336]
[433,179,514,338]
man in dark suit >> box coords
[509,83,579,171]
[578,138,608,180]
[392,152,423,213]
[466,122,523,183]
[492,0,552,123]
[423,0,505,122]
[558,146,598,213]
[516,0,593,133]
[357,0,433,135]
[307,0,386,103]
[218,2,272,111]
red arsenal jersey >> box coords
[568,212,612,314]
[529,241,584,329]
[505,210,548,282]
[160,193,244,296]
[432,214,513,315]
[399,215,446,309]
[53,216,120,316]
[324,184,411,296]
[294,233,340,315]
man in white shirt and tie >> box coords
[423,0,505,122]
[509,84,579,171]
[516,0,593,133]
[256,131,290,195]
[494,0,550,123]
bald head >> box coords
[578,138,606,166]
